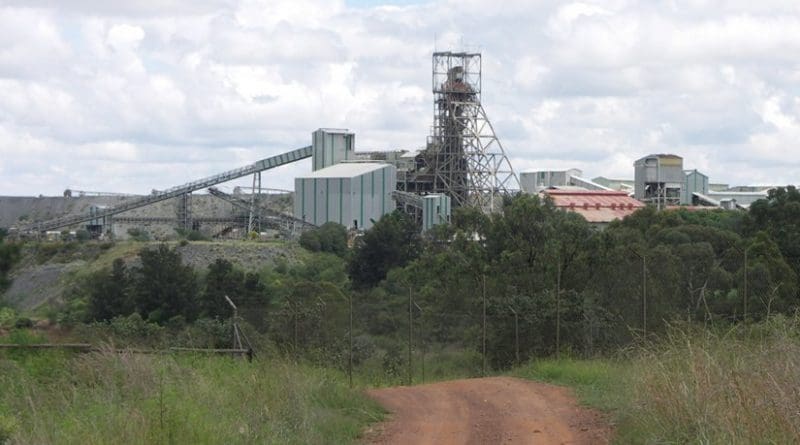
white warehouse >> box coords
[294,162,397,230]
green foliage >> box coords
[0,242,21,292]
[0,228,7,242]
[299,222,348,256]
[0,308,16,329]
[200,259,268,326]
[86,258,132,322]
[0,413,18,444]
[748,186,800,277]
[126,228,150,242]
[74,229,91,242]
[133,244,198,324]
[348,212,420,289]
[176,228,210,241]
[513,358,628,412]
[0,352,383,444]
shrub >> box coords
[127,228,150,242]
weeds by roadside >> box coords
[0,349,383,445]
[514,315,800,444]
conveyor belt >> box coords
[19,146,312,232]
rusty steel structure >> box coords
[404,52,519,210]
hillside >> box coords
[2,240,301,312]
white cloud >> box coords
[0,0,797,197]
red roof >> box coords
[541,190,645,223]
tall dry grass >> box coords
[625,316,800,444]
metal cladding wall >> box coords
[312,129,355,171]
[682,170,709,205]
[294,163,397,230]
[422,194,451,231]
[634,154,685,200]
[519,169,583,193]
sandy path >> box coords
[364,377,611,445]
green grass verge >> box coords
[0,350,384,444]
[511,357,630,414]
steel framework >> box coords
[410,52,519,210]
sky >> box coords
[0,0,798,196]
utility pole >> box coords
[408,287,413,386]
[743,248,748,323]
[728,242,749,324]
[509,305,519,365]
[348,291,353,388]
[629,248,647,338]
[556,261,562,359]
[482,274,487,377]
[224,295,242,350]
[413,301,424,383]
[642,255,647,337]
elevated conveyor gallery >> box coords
[207,187,315,235]
[18,146,313,233]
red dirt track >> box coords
[365,377,611,445]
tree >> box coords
[748,186,800,279]
[0,242,20,292]
[87,259,133,321]
[348,212,420,289]
[199,259,243,319]
[299,222,348,256]
[132,244,198,323]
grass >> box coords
[512,357,629,414]
[622,318,800,444]
[0,348,384,444]
[513,316,800,444]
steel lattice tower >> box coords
[421,51,519,210]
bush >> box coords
[75,229,91,242]
[299,222,348,256]
[0,413,18,444]
[186,230,209,241]
[13,318,33,329]
[126,228,150,242]
[0,308,15,329]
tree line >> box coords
[28,186,800,369]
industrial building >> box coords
[633,154,685,208]
[541,189,645,227]
[520,169,613,193]
[294,162,396,231]
[9,51,518,239]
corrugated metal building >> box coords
[541,189,645,227]
[312,128,356,171]
[294,162,397,230]
[681,169,709,205]
[634,154,684,206]
[422,194,451,231]
[520,169,583,193]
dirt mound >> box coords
[365,376,611,445]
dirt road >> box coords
[364,377,611,445]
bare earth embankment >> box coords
[365,376,611,445]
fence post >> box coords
[408,287,413,386]
[349,291,353,388]
[482,274,487,377]
[508,306,519,365]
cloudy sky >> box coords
[0,0,798,196]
